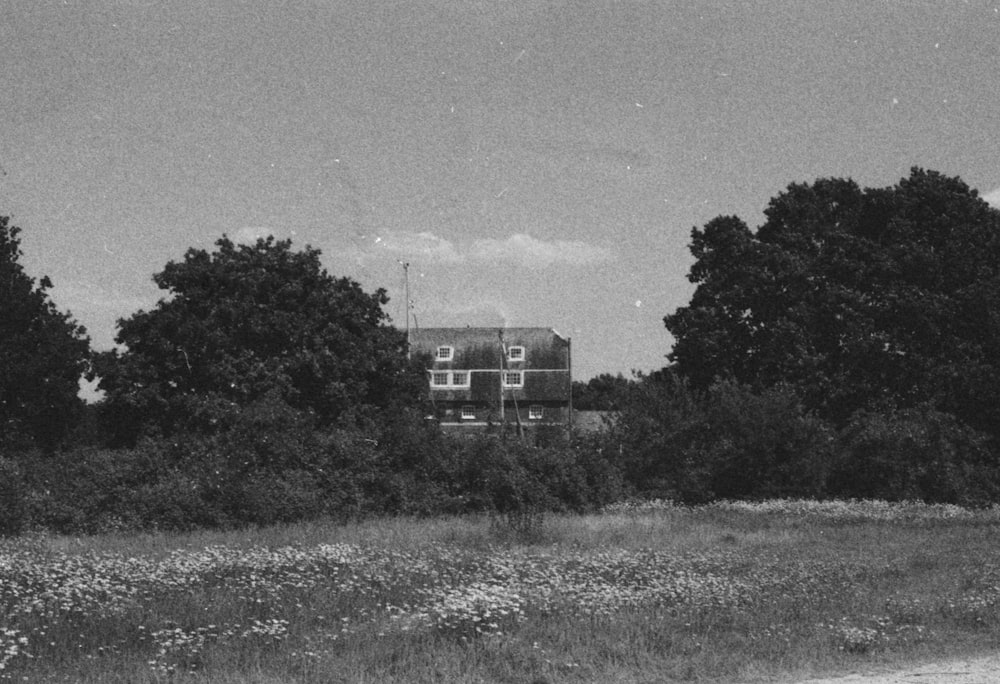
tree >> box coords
[571,373,634,411]
[600,371,832,503]
[666,168,1000,436]
[0,215,91,451]
[94,235,416,441]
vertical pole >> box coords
[498,329,505,429]
[567,336,573,434]
[403,262,410,359]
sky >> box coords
[3,1,1000,395]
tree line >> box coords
[3,167,1000,535]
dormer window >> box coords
[436,346,454,361]
[507,346,525,362]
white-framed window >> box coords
[429,370,471,389]
[436,346,454,361]
[507,346,525,362]
[528,405,544,420]
[502,370,523,388]
[461,405,476,420]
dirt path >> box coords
[796,653,1000,683]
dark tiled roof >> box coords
[409,327,569,349]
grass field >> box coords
[3,499,1000,683]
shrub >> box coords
[133,469,227,531]
[696,380,835,500]
[7,406,621,535]
[367,409,470,515]
[313,428,390,518]
[467,436,553,517]
[572,434,626,509]
[520,441,610,513]
[602,370,708,500]
[445,435,620,521]
[18,447,158,534]
[223,469,326,526]
[0,457,27,536]
[604,374,834,503]
[829,405,1000,505]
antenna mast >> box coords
[498,329,505,428]
[401,261,410,357]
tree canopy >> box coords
[572,373,634,411]
[95,236,416,440]
[665,168,1000,436]
[0,215,91,451]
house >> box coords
[407,327,572,432]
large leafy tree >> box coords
[95,236,415,440]
[666,168,1000,436]
[0,215,91,451]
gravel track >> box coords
[795,653,1000,684]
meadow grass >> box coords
[3,500,1000,682]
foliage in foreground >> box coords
[2,414,620,536]
[7,367,1000,537]
[3,501,1000,682]
[604,371,1000,506]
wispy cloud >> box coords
[361,230,613,268]
[374,231,463,263]
[470,233,613,268]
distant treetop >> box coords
[665,168,1000,436]
[93,235,414,441]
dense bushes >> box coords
[1,418,621,535]
[605,376,833,503]
[602,372,1000,506]
[695,381,835,501]
[828,406,1000,506]
[0,458,27,536]
[5,371,1000,537]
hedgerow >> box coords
[6,418,620,535]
